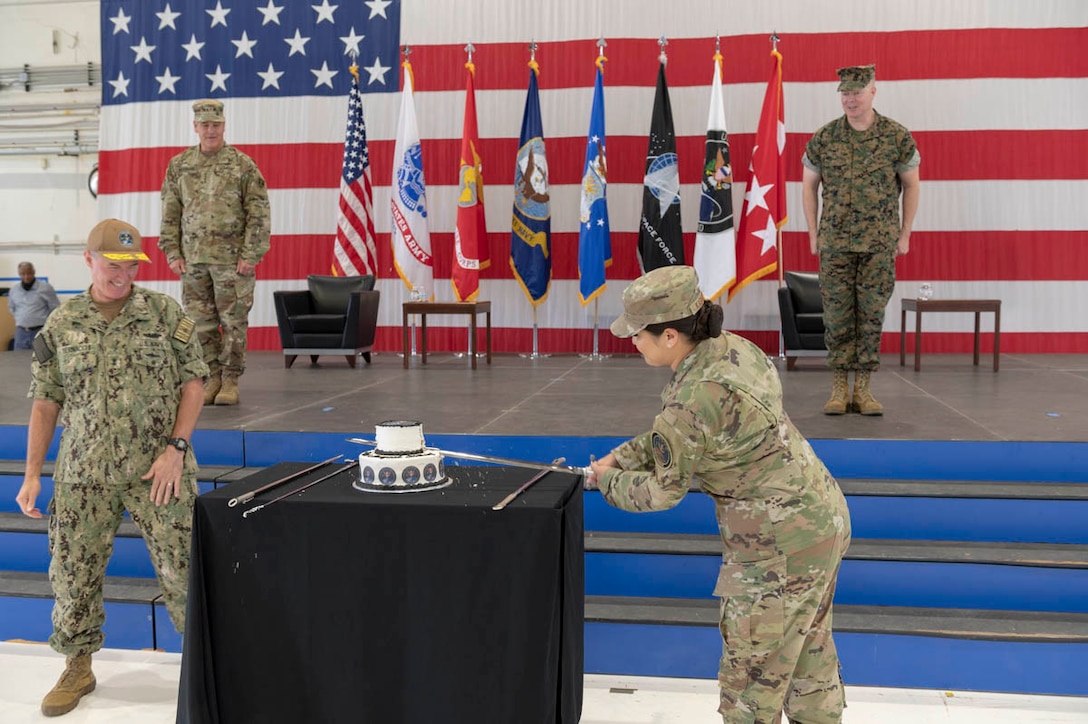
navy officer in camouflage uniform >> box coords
[160,98,270,406]
[15,219,207,717]
[587,266,851,724]
[801,64,921,416]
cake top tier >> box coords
[375,420,425,454]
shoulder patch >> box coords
[173,316,196,344]
[32,334,54,364]
[651,432,673,469]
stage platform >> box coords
[1,349,1085,444]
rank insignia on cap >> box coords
[651,432,673,469]
[173,316,196,343]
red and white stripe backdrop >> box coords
[99,0,1088,355]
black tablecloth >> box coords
[177,463,584,724]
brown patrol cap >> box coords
[193,98,225,122]
[611,266,705,338]
[836,64,875,92]
[86,219,150,262]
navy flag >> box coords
[638,61,684,272]
[510,64,552,305]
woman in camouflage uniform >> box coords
[587,265,851,724]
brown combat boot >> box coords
[203,371,222,406]
[214,375,239,406]
[41,654,95,717]
[822,370,850,415]
[852,370,884,416]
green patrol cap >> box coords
[836,64,875,92]
[193,98,225,122]
[86,218,150,262]
[611,266,705,338]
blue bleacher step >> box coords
[586,596,1088,643]
[0,512,155,578]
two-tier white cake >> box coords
[354,420,449,493]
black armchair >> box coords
[273,275,380,368]
[777,270,828,370]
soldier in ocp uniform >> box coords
[160,98,271,406]
[15,219,208,717]
[801,64,921,416]
[587,266,851,724]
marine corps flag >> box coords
[452,59,489,302]
[692,51,736,301]
[510,62,552,306]
[391,59,434,300]
[637,61,684,272]
[578,58,611,305]
[729,48,786,302]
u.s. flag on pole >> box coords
[333,65,379,277]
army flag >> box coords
[692,53,736,301]
[391,60,434,301]
[729,48,786,302]
[452,60,489,302]
[578,60,611,306]
[510,64,552,306]
[637,61,684,273]
[332,65,379,278]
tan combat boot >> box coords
[822,370,850,415]
[214,375,240,405]
[852,370,884,416]
[41,654,95,717]
[203,371,222,406]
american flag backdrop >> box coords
[99,0,1088,355]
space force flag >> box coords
[637,61,684,272]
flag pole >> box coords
[580,299,610,360]
[520,304,550,359]
[770,30,787,361]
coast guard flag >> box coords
[510,64,552,306]
[452,60,489,302]
[332,65,379,277]
[391,61,434,300]
[729,48,786,302]
[692,53,735,301]
[578,60,612,306]
[637,61,684,272]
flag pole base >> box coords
[579,353,611,361]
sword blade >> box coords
[345,438,588,477]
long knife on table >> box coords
[345,438,590,477]
[227,455,342,507]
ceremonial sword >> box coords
[345,438,591,477]
[227,455,342,507]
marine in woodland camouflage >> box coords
[802,111,918,254]
[597,331,851,722]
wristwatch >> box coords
[167,438,190,453]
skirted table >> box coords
[177,462,584,724]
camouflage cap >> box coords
[611,266,705,338]
[836,64,875,92]
[192,98,225,122]
[86,219,150,262]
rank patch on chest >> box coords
[173,317,196,344]
[652,432,673,469]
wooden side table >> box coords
[900,298,1001,372]
[402,301,492,369]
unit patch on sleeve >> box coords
[32,335,54,364]
[651,432,673,469]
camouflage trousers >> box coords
[819,250,896,371]
[182,263,256,378]
[716,531,850,724]
[47,476,196,656]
